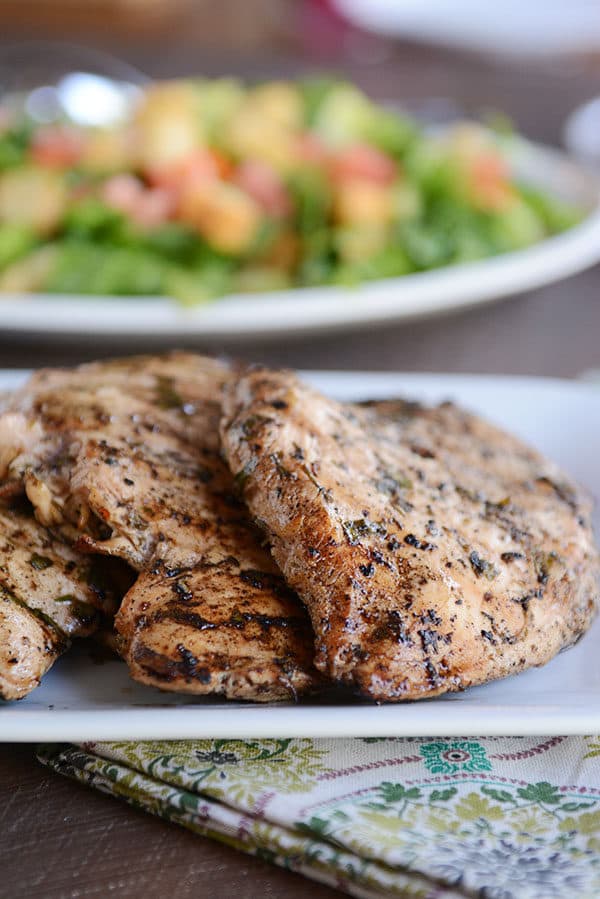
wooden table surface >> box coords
[1,34,600,899]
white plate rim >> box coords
[1,369,599,741]
[6,703,600,742]
[1,140,600,340]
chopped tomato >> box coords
[30,127,84,168]
[295,132,329,166]
[132,187,176,228]
[145,149,232,192]
[209,150,234,180]
[101,174,175,228]
[178,181,262,254]
[330,144,397,185]
[333,178,394,226]
[468,153,513,211]
[101,174,143,214]
[232,159,292,218]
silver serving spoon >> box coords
[0,40,148,127]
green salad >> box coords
[0,77,581,303]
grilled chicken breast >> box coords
[120,556,316,701]
[0,501,120,700]
[222,369,599,701]
[0,354,318,700]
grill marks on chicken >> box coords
[119,557,316,701]
[1,354,597,704]
[0,354,318,700]
[0,502,120,699]
[221,369,599,701]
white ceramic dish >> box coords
[564,96,600,168]
[2,140,600,340]
[333,0,600,57]
[1,369,599,741]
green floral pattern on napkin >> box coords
[38,736,600,898]
[419,740,492,775]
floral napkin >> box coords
[38,736,600,898]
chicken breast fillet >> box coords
[0,354,318,701]
[0,501,121,700]
[221,369,599,701]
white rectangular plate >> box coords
[1,371,599,740]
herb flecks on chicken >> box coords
[221,369,599,701]
[0,502,122,700]
[0,354,318,701]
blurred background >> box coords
[0,0,599,375]
[2,0,598,144]
[1,0,599,136]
